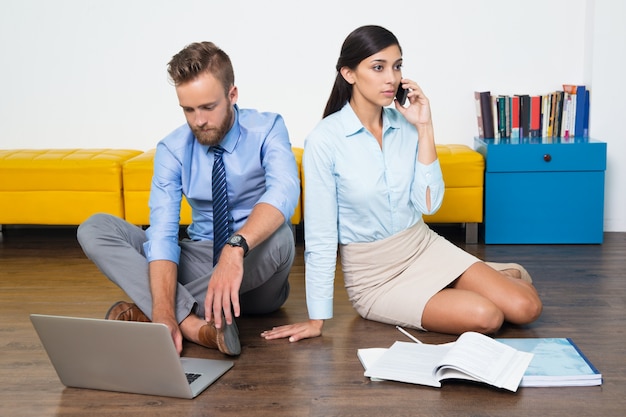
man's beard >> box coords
[191,106,234,146]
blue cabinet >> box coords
[474,137,607,244]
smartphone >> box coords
[396,83,408,105]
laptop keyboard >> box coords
[186,372,202,384]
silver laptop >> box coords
[30,314,233,399]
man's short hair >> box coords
[167,41,235,96]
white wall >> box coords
[588,0,626,232]
[1,0,624,232]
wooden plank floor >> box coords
[1,225,625,417]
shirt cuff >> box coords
[416,158,443,185]
[306,295,333,320]
[143,239,181,264]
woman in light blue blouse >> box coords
[262,25,542,342]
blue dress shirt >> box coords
[144,105,300,264]
[303,103,444,319]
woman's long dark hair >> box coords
[323,25,402,118]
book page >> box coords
[435,332,532,391]
[363,341,453,387]
[357,348,387,381]
[357,347,387,370]
[361,333,532,392]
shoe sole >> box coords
[104,300,127,320]
[222,319,241,356]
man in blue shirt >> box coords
[78,42,300,356]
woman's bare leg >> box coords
[421,287,504,334]
[421,262,542,335]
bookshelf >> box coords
[474,137,607,244]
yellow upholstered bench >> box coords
[0,145,475,239]
[122,147,304,226]
[122,149,193,225]
[422,144,484,243]
[291,147,303,225]
[0,149,142,225]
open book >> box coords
[359,331,533,392]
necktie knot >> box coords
[213,145,224,156]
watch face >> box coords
[227,234,248,256]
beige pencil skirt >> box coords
[339,218,480,330]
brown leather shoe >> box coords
[198,319,241,356]
[105,301,151,322]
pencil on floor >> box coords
[396,326,423,344]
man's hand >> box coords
[149,260,183,354]
[260,319,324,342]
[205,203,286,329]
[152,310,184,355]
[205,245,244,328]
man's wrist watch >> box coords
[227,234,249,257]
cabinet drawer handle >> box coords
[543,154,552,162]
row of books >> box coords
[474,85,590,140]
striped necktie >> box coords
[212,146,231,265]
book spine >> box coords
[570,93,577,137]
[582,89,590,137]
[560,85,582,138]
[574,85,587,137]
[491,95,499,139]
[480,92,495,138]
[554,91,564,137]
[547,93,556,138]
[497,96,507,138]
[511,95,520,139]
[566,338,602,375]
[505,96,511,138]
[474,91,484,138]
[541,95,549,138]
[560,93,568,138]
[530,95,541,138]
[518,95,531,138]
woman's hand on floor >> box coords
[260,319,324,342]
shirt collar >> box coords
[218,104,240,153]
[338,102,400,139]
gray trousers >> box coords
[77,213,294,323]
